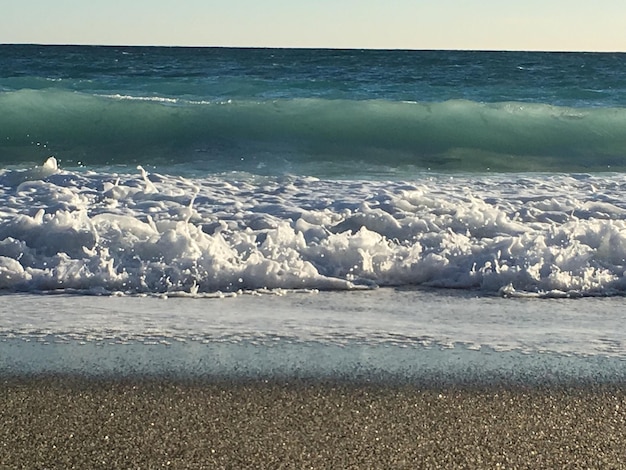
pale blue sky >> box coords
[3,0,625,51]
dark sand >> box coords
[2,377,626,469]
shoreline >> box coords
[3,291,626,467]
[2,375,626,468]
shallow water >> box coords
[1,289,625,383]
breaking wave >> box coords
[3,89,626,173]
[1,160,626,297]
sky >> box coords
[2,0,626,52]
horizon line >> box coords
[2,42,625,54]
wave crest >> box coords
[2,89,626,173]
[1,166,626,296]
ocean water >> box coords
[2,45,626,380]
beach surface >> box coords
[2,291,626,468]
[2,376,626,469]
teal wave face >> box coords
[2,89,626,174]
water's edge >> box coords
[2,289,626,385]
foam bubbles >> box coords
[0,165,626,296]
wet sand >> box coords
[2,376,626,469]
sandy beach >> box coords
[2,293,626,468]
[2,376,625,469]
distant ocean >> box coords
[2,45,626,380]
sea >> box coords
[2,45,626,383]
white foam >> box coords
[0,164,626,296]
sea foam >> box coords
[0,162,625,297]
